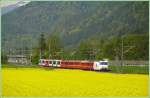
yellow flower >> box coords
[2,67,148,96]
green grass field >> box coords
[2,64,148,96]
[109,65,149,74]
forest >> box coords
[28,33,148,64]
[1,1,149,64]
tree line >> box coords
[30,33,148,64]
[1,32,148,64]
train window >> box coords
[62,62,65,64]
[49,61,52,64]
[72,62,75,65]
[89,63,93,66]
[40,60,42,63]
[81,63,84,65]
[61,62,64,64]
[53,61,56,64]
[100,62,108,65]
[68,62,72,65]
[57,61,60,65]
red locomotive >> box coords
[39,59,109,71]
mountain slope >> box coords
[2,1,148,50]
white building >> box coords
[7,55,31,64]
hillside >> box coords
[2,1,148,51]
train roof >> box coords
[40,59,108,63]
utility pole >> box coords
[118,36,124,73]
[40,49,42,59]
[21,39,24,65]
[30,40,32,65]
[121,36,124,67]
[115,33,124,73]
[49,44,51,59]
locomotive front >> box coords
[93,60,109,71]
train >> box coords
[39,59,109,71]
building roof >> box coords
[7,55,27,58]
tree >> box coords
[101,37,119,60]
[1,51,7,64]
[76,40,95,60]
[32,48,39,64]
[101,34,149,60]
[47,33,63,59]
[123,34,148,60]
[39,33,47,59]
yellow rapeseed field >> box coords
[2,67,148,96]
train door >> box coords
[52,60,57,67]
[49,60,52,66]
[43,60,46,66]
[57,60,61,67]
[45,60,49,66]
[39,59,44,66]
